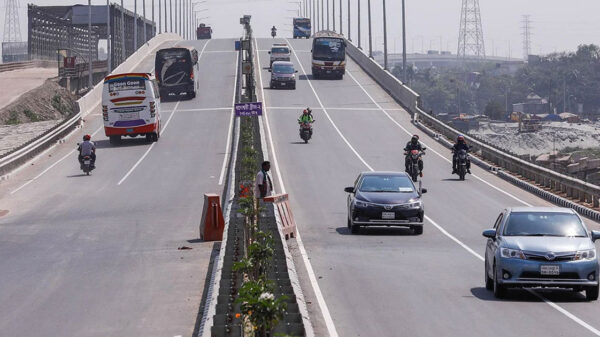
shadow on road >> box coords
[441,178,467,182]
[289,141,308,145]
[66,173,89,178]
[470,286,588,303]
[335,226,416,236]
[94,138,151,149]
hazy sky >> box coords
[6,0,600,58]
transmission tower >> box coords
[3,0,22,43]
[522,15,532,60]
[457,0,486,60]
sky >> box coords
[4,0,600,59]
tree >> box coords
[484,100,505,120]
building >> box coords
[512,93,551,115]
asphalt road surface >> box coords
[0,39,237,337]
[255,37,600,337]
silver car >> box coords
[483,207,600,300]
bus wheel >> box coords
[152,132,159,142]
[109,135,121,145]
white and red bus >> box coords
[102,72,161,144]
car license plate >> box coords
[540,265,560,275]
[381,212,395,220]
[120,112,140,121]
[326,70,332,73]
[281,82,286,86]
[84,160,90,165]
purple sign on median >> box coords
[235,102,263,117]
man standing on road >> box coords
[255,161,273,199]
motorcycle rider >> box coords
[404,134,425,177]
[78,134,96,168]
[298,108,314,136]
[452,135,471,174]
[271,26,277,38]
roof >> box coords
[271,61,294,66]
[508,207,576,214]
[272,43,288,47]
[104,72,153,82]
[360,171,410,177]
[313,30,344,39]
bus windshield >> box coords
[313,38,345,61]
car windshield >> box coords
[273,64,294,74]
[313,38,345,60]
[503,212,587,237]
[272,47,289,54]
[359,175,415,193]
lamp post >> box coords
[121,0,125,59]
[134,0,138,49]
[347,0,350,40]
[382,0,387,69]
[107,0,111,73]
[88,0,93,89]
[367,0,372,58]
[143,0,147,43]
[402,0,406,82]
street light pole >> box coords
[152,0,155,37]
[88,0,93,89]
[367,0,372,57]
[321,0,324,31]
[383,0,387,69]
[174,0,177,34]
[107,0,111,73]
[339,0,342,34]
[402,0,407,83]
[169,0,172,32]
[121,0,125,58]
[134,0,138,49]
[143,0,147,43]
[326,0,329,30]
[332,0,335,31]
[358,0,361,48]
[347,0,350,40]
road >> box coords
[256,37,600,337]
[0,38,237,337]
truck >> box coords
[311,31,346,79]
[293,18,311,39]
[196,24,212,39]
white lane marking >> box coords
[117,101,180,185]
[10,126,103,194]
[117,40,212,186]
[203,50,237,53]
[166,107,231,113]
[285,39,345,337]
[287,40,373,172]
[257,49,311,52]
[257,38,335,337]
[312,64,600,336]
[218,51,240,185]
[345,70,534,207]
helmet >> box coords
[83,134,91,141]
[457,135,465,142]
[303,109,309,114]
[411,134,419,143]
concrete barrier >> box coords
[345,39,600,214]
[0,33,182,177]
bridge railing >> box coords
[345,40,600,211]
[0,60,55,73]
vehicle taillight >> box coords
[149,101,156,117]
[190,72,194,80]
[135,90,145,94]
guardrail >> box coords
[58,60,108,77]
[0,33,182,177]
[345,41,600,215]
[0,60,55,73]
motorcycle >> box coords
[406,149,423,182]
[299,122,313,143]
[271,28,277,38]
[81,155,94,175]
[455,149,469,181]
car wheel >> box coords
[493,261,506,299]
[485,258,493,290]
[412,226,423,235]
[348,218,359,234]
[586,285,599,301]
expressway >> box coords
[0,38,237,337]
[255,38,600,337]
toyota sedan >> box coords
[344,171,426,235]
[483,207,600,300]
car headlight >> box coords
[354,200,372,208]
[575,249,596,260]
[399,199,422,209]
[500,248,525,259]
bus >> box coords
[311,31,346,79]
[102,72,161,144]
[196,23,212,39]
[293,18,311,39]
[155,46,199,100]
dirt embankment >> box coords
[0,79,79,125]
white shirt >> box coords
[254,170,273,198]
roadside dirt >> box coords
[0,79,79,125]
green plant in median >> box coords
[234,231,274,281]
[23,109,40,122]
[5,110,20,125]
[237,278,288,337]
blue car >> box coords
[483,207,600,300]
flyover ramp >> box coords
[256,38,600,337]
[0,38,238,337]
